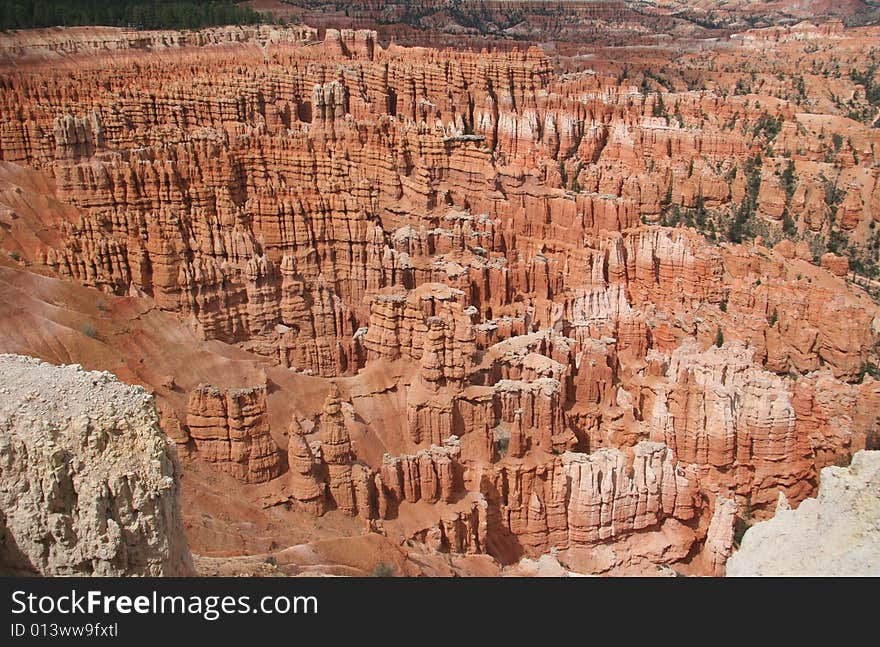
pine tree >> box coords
[782,209,796,235]
[695,194,706,228]
[781,160,796,198]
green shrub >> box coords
[733,516,751,548]
[733,496,753,548]
[859,362,880,382]
[781,210,796,235]
[370,562,395,577]
[494,436,509,458]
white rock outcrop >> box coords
[727,450,880,576]
[0,354,193,575]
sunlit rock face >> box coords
[1,20,879,576]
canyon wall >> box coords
[1,24,879,574]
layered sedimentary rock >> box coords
[319,383,369,517]
[279,382,375,518]
[1,26,875,379]
[286,418,328,516]
[646,340,814,513]
[2,21,880,576]
[703,497,737,577]
[486,442,698,557]
[0,354,193,576]
[0,25,319,63]
[185,384,282,483]
[401,492,489,555]
[379,439,461,509]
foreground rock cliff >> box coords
[727,450,880,577]
[0,354,193,576]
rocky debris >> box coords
[0,354,193,576]
[727,451,880,576]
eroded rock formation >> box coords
[0,354,193,576]
[1,21,880,576]
[186,384,282,484]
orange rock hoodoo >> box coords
[2,24,879,575]
[185,384,282,484]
